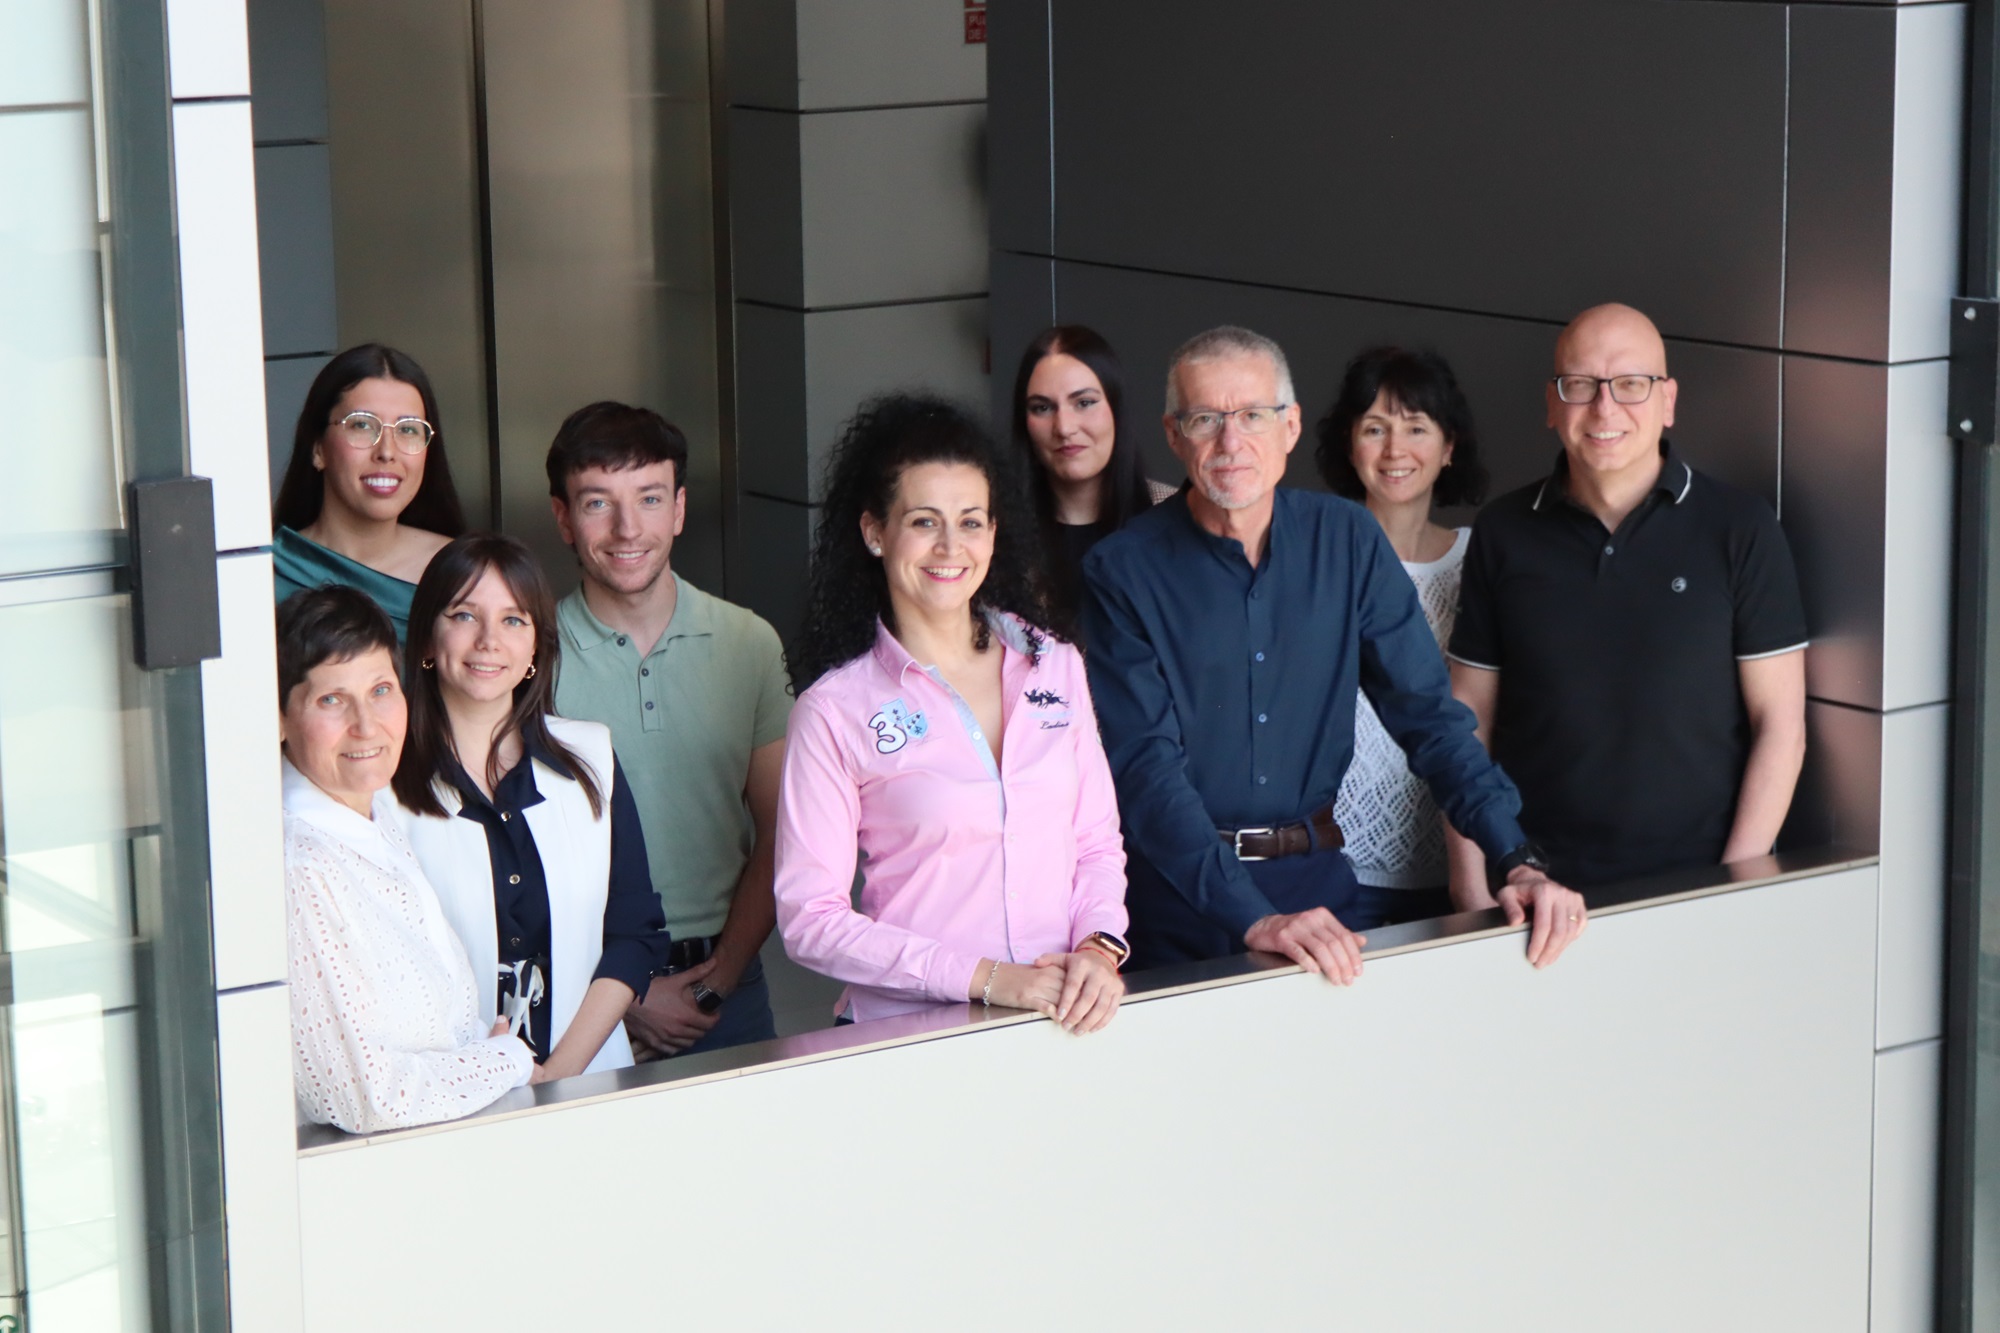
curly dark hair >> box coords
[790,393,1054,692]
[1314,345,1489,508]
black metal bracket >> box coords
[1949,297,2000,444]
[127,477,222,670]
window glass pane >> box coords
[0,590,167,1331]
[0,0,122,578]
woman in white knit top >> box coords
[1315,347,1491,925]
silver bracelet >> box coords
[981,959,1001,1008]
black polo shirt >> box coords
[1447,441,1808,888]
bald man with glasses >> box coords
[1447,303,1809,899]
[1082,326,1586,984]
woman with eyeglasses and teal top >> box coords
[272,344,467,643]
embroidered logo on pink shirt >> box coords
[866,698,929,753]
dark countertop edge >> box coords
[298,844,1876,1157]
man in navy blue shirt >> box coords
[1083,326,1585,980]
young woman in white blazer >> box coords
[391,533,670,1080]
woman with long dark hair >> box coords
[1009,325,1175,623]
[777,394,1130,1032]
[390,533,669,1080]
[1315,346,1491,924]
[278,585,535,1132]
[272,344,467,641]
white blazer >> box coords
[393,715,634,1076]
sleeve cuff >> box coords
[593,942,657,999]
[928,948,990,1006]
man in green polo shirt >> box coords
[547,401,792,1056]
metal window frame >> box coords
[95,0,229,1327]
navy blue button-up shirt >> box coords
[1082,488,1527,942]
[445,740,669,1059]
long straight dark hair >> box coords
[274,343,467,537]
[392,533,603,819]
[1009,326,1154,617]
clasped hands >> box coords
[976,950,1124,1034]
[1244,866,1587,985]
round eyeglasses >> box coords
[331,410,435,454]
[1173,404,1290,441]
[1551,375,1667,406]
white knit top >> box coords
[1333,527,1469,889]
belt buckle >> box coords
[1231,826,1275,862]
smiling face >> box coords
[313,376,430,524]
[859,461,995,627]
[1546,304,1677,485]
[1164,353,1301,513]
[1350,390,1454,510]
[431,565,536,710]
[1023,352,1115,488]
[551,460,684,598]
[280,646,407,816]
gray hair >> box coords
[1163,326,1297,414]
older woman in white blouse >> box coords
[279,585,538,1132]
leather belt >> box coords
[1219,804,1345,863]
[662,934,721,972]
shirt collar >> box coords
[866,610,1035,681]
[1532,438,1692,513]
[281,756,414,878]
[558,572,711,653]
[1168,485,1289,567]
[443,734,554,817]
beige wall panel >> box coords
[1887,4,1963,364]
[1871,1040,1941,1332]
[1877,703,1947,1048]
[297,868,1880,1331]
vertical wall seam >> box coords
[468,0,502,531]
[1778,5,1792,519]
[1045,0,1057,317]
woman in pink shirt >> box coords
[777,394,1130,1033]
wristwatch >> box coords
[1076,931,1131,970]
[1489,841,1553,892]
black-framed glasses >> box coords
[1172,404,1291,441]
[1551,374,1668,406]
[331,410,435,454]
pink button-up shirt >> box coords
[775,617,1127,1022]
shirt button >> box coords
[641,667,650,677]
[1258,713,1268,723]
[617,636,627,646]
[509,936,521,948]
[972,730,983,740]
[1255,651,1266,663]
[500,811,511,821]
[1603,545,1614,556]
[645,701,655,710]
[508,873,521,885]
[1257,775,1268,785]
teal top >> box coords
[271,525,419,645]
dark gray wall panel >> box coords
[1783,355,1888,711]
[988,249,1055,429]
[1782,700,1882,855]
[1053,261,1779,510]
[724,0,797,110]
[987,0,1051,256]
[1785,6,1897,362]
[264,353,329,499]
[246,0,327,143]
[729,109,804,307]
[1048,0,1786,349]
[736,301,809,502]
[253,143,338,356]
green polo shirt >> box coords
[554,575,793,939]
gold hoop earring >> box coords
[525,663,537,680]
[420,658,435,670]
